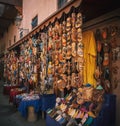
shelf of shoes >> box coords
[46,12,84,95]
[47,85,105,126]
[18,31,54,94]
[94,25,120,93]
[4,50,19,85]
[19,38,38,91]
[36,31,54,94]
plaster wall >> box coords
[22,0,57,31]
[0,0,57,52]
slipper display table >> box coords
[46,94,116,126]
[40,94,56,118]
[9,87,26,103]
[18,94,41,119]
[18,93,56,121]
[41,94,56,111]
[13,93,28,107]
[3,84,19,95]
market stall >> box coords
[3,0,118,125]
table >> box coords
[18,94,41,117]
[3,84,19,95]
[9,87,26,103]
[41,94,56,111]
[13,93,28,107]
[18,94,56,118]
[46,94,116,126]
[40,94,56,119]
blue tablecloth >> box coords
[13,94,25,107]
[92,94,116,126]
[46,94,116,126]
[18,94,56,117]
[41,94,56,111]
[18,98,42,117]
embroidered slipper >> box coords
[77,28,82,42]
[71,27,77,42]
[83,117,93,126]
[48,38,53,51]
[66,17,71,32]
[97,40,102,53]
[41,32,47,42]
[72,42,77,57]
[88,111,96,118]
[77,57,84,72]
[102,27,108,40]
[71,73,76,87]
[76,110,81,119]
[59,53,63,62]
[62,21,66,34]
[71,12,76,27]
[75,13,82,29]
[77,42,84,57]
[58,23,62,36]
[55,21,60,32]
[62,46,67,54]
[77,97,84,105]
[103,52,109,66]
[103,42,109,53]
[73,110,79,118]
[110,37,117,48]
[48,25,53,37]
[94,66,101,80]
[81,113,88,124]
[66,45,72,60]
[79,111,85,119]
[55,40,61,50]
[62,34,67,47]
[104,79,111,93]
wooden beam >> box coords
[15,6,22,15]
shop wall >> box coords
[0,23,19,53]
[0,31,6,54]
[0,0,57,54]
[0,31,8,53]
[22,0,57,32]
[6,24,19,48]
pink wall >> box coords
[0,23,19,54]
[22,0,57,32]
[0,23,19,53]
[0,0,57,53]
